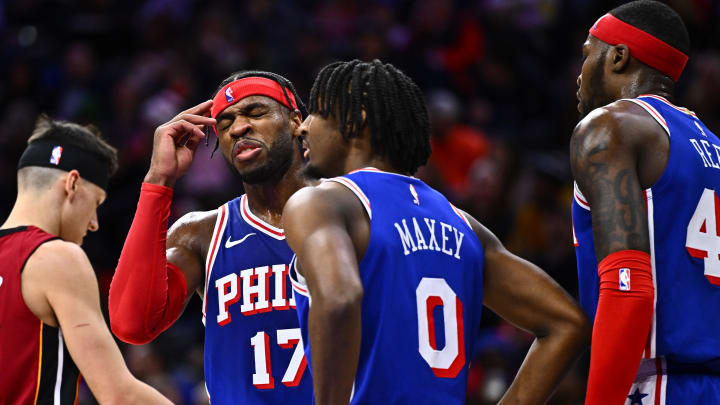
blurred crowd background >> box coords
[2,0,719,403]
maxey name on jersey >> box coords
[394,217,465,259]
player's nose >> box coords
[229,118,251,139]
[577,74,581,87]
[294,118,309,139]
[88,213,99,232]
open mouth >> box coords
[233,140,262,161]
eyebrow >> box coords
[216,102,271,122]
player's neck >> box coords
[621,74,676,103]
[243,167,307,228]
[2,192,60,235]
[343,142,397,175]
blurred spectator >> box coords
[1,1,718,403]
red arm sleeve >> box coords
[109,183,188,345]
[585,250,654,405]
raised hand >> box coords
[144,100,216,187]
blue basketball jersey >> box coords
[290,168,484,404]
[573,95,720,376]
[203,195,312,404]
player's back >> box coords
[292,168,484,404]
[0,226,82,404]
[573,94,720,370]
[203,195,312,404]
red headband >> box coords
[589,13,688,81]
[211,77,298,119]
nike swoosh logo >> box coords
[225,233,256,248]
[0,275,3,288]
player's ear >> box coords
[610,44,631,73]
[64,170,80,201]
[289,109,303,131]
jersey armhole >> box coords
[202,204,228,325]
[622,98,670,138]
[324,177,372,220]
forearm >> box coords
[585,250,654,405]
[499,325,587,405]
[310,296,362,405]
[109,183,186,344]
[100,376,173,405]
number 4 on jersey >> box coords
[686,188,720,285]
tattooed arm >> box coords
[570,105,650,258]
[570,102,662,404]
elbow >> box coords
[555,305,592,348]
[313,282,364,320]
[109,316,156,345]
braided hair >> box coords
[308,59,431,175]
[209,70,307,155]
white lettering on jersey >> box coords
[701,140,720,169]
[395,219,418,255]
[688,138,720,170]
[394,217,465,260]
[424,218,441,251]
[240,266,271,315]
[216,273,239,326]
[215,264,295,326]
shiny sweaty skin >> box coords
[144,97,305,302]
[571,30,681,405]
[285,105,590,405]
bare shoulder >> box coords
[167,208,218,252]
[571,101,662,161]
[27,239,94,280]
[23,240,98,325]
[284,181,363,221]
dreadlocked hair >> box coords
[309,59,431,175]
[209,70,307,155]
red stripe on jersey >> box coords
[634,99,668,129]
[450,204,470,227]
[242,196,284,238]
[333,177,372,215]
[654,358,663,405]
[640,94,697,117]
[204,205,227,317]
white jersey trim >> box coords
[645,188,658,359]
[450,203,471,228]
[289,255,310,298]
[202,204,229,325]
[240,194,285,240]
[325,177,372,220]
[54,329,64,405]
[574,182,591,211]
[623,98,670,137]
[639,94,697,118]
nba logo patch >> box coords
[225,87,234,103]
[49,146,63,165]
[409,184,420,205]
[619,268,631,291]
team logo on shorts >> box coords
[225,87,234,103]
[49,146,63,165]
[619,268,631,291]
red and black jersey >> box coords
[0,226,82,404]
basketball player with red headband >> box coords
[108,71,313,404]
[0,116,172,404]
[572,1,720,403]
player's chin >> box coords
[300,162,328,180]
